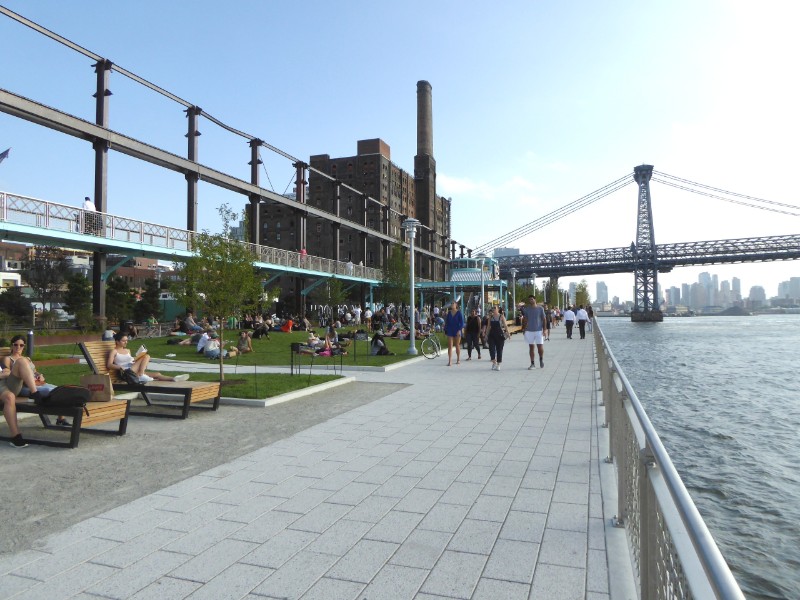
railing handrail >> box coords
[594,319,745,599]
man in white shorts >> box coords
[521,295,546,369]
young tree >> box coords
[22,245,68,310]
[380,245,409,306]
[575,279,592,307]
[134,278,162,323]
[106,276,134,325]
[63,273,94,331]
[173,204,263,380]
[0,286,32,322]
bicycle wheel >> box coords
[421,336,439,359]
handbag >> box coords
[36,385,91,416]
[121,368,141,385]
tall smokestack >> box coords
[417,80,433,157]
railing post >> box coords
[639,445,657,599]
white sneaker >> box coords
[173,374,190,382]
[138,375,154,384]
[491,363,497,371]
[495,364,501,371]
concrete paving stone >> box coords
[414,429,445,442]
[91,527,184,569]
[260,475,318,499]
[215,492,287,525]
[589,490,604,519]
[287,502,353,534]
[462,432,491,445]
[482,474,523,498]
[128,575,202,600]
[493,459,529,479]
[511,487,552,514]
[275,487,335,514]
[520,468,558,490]
[342,494,400,524]
[418,502,471,534]
[533,442,564,459]
[301,576,366,600]
[94,509,176,543]
[12,535,119,581]
[398,438,434,455]
[98,493,174,524]
[378,450,417,468]
[586,593,611,600]
[338,454,385,474]
[163,517,244,556]
[556,464,590,484]
[354,464,399,485]
[482,538,539,583]
[205,481,274,507]
[154,475,220,499]
[86,549,191,599]
[437,481,483,507]
[9,562,118,600]
[170,538,259,583]
[467,494,513,522]
[538,528,588,569]
[202,466,263,490]
[159,501,234,533]
[529,563,586,600]
[588,516,606,551]
[396,459,438,478]
[503,446,536,463]
[416,468,460,492]
[361,443,404,458]
[389,529,451,570]
[326,538,398,583]
[250,550,339,599]
[373,475,421,498]
[470,451,505,468]
[360,563,429,600]
[553,481,590,505]
[481,439,513,455]
[305,518,373,556]
[489,428,518,441]
[561,450,590,467]
[240,528,318,569]
[415,445,451,462]
[499,511,547,544]
[455,464,495,485]
[30,516,118,552]
[157,486,231,515]
[447,518,502,555]
[0,573,40,598]
[435,454,472,473]
[365,510,425,544]
[310,469,363,493]
[0,549,50,577]
[447,443,483,458]
[587,547,610,594]
[472,577,531,600]
[393,487,444,514]
[323,446,367,464]
[287,450,336,469]
[418,550,487,599]
[546,501,588,532]
[227,509,300,544]
[325,481,379,507]
[250,465,305,486]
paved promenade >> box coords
[1,331,619,600]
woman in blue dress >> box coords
[443,301,465,366]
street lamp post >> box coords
[531,272,537,302]
[510,268,518,324]
[403,218,420,355]
[477,253,487,315]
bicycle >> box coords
[421,331,442,359]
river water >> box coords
[599,315,800,600]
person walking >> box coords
[586,305,594,333]
[543,303,552,341]
[576,305,589,339]
[521,294,546,369]
[464,308,482,360]
[487,306,510,371]
[443,301,465,366]
[563,305,576,339]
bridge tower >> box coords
[631,165,663,322]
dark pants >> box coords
[578,319,587,339]
[465,332,481,358]
[488,333,505,363]
[565,320,574,338]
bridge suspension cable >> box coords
[473,174,633,255]
[652,171,800,217]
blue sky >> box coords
[1,1,798,302]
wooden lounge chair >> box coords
[79,341,221,419]
[0,346,132,448]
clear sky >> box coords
[1,1,798,302]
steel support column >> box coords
[91,58,112,321]
[631,165,663,322]
[248,138,262,244]
[185,105,201,232]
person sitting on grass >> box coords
[203,333,228,360]
[108,332,189,383]
[233,330,253,355]
[279,318,293,333]
[370,331,394,356]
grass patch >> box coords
[35,328,442,367]
[36,364,342,399]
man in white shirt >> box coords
[563,306,576,339]
[83,196,99,234]
[196,331,210,354]
[576,305,589,339]
[521,295,547,369]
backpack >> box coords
[121,368,141,385]
[37,385,91,416]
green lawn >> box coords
[37,364,341,399]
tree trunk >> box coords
[218,322,225,381]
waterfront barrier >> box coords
[594,319,745,600]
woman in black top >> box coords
[464,308,482,360]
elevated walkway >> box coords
[0,332,633,599]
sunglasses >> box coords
[12,343,25,347]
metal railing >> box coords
[0,191,382,280]
[594,319,745,600]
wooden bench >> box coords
[506,324,523,335]
[1,347,131,448]
[79,341,221,419]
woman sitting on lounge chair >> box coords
[108,333,189,384]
